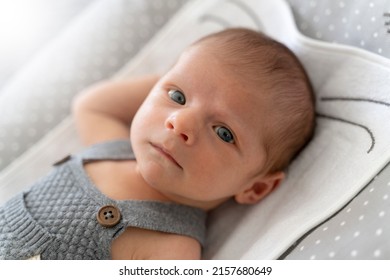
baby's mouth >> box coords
[151,143,182,169]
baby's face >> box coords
[131,45,269,210]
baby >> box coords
[0,28,315,260]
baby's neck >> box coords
[84,160,170,202]
[85,160,224,211]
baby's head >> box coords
[193,28,315,174]
[131,28,315,210]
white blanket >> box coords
[1,0,390,259]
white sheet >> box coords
[1,0,390,259]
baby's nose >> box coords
[165,111,197,145]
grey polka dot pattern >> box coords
[0,0,188,171]
[287,0,390,58]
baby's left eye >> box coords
[214,126,235,144]
[168,89,186,105]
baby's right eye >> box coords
[168,89,186,105]
[214,126,235,144]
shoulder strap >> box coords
[118,200,207,246]
[77,139,135,162]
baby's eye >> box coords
[214,126,235,144]
[168,89,186,105]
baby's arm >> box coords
[72,75,159,146]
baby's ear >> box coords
[234,171,285,204]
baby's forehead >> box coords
[178,44,270,113]
[217,81,269,142]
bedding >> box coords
[283,162,390,259]
[0,0,188,172]
[1,0,389,259]
[281,0,390,259]
[288,0,390,58]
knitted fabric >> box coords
[0,140,206,260]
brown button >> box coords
[53,155,72,166]
[97,205,121,227]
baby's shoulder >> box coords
[147,231,202,260]
[111,226,201,260]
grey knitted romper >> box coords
[0,140,206,260]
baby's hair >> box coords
[192,28,315,173]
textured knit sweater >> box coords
[0,140,206,260]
